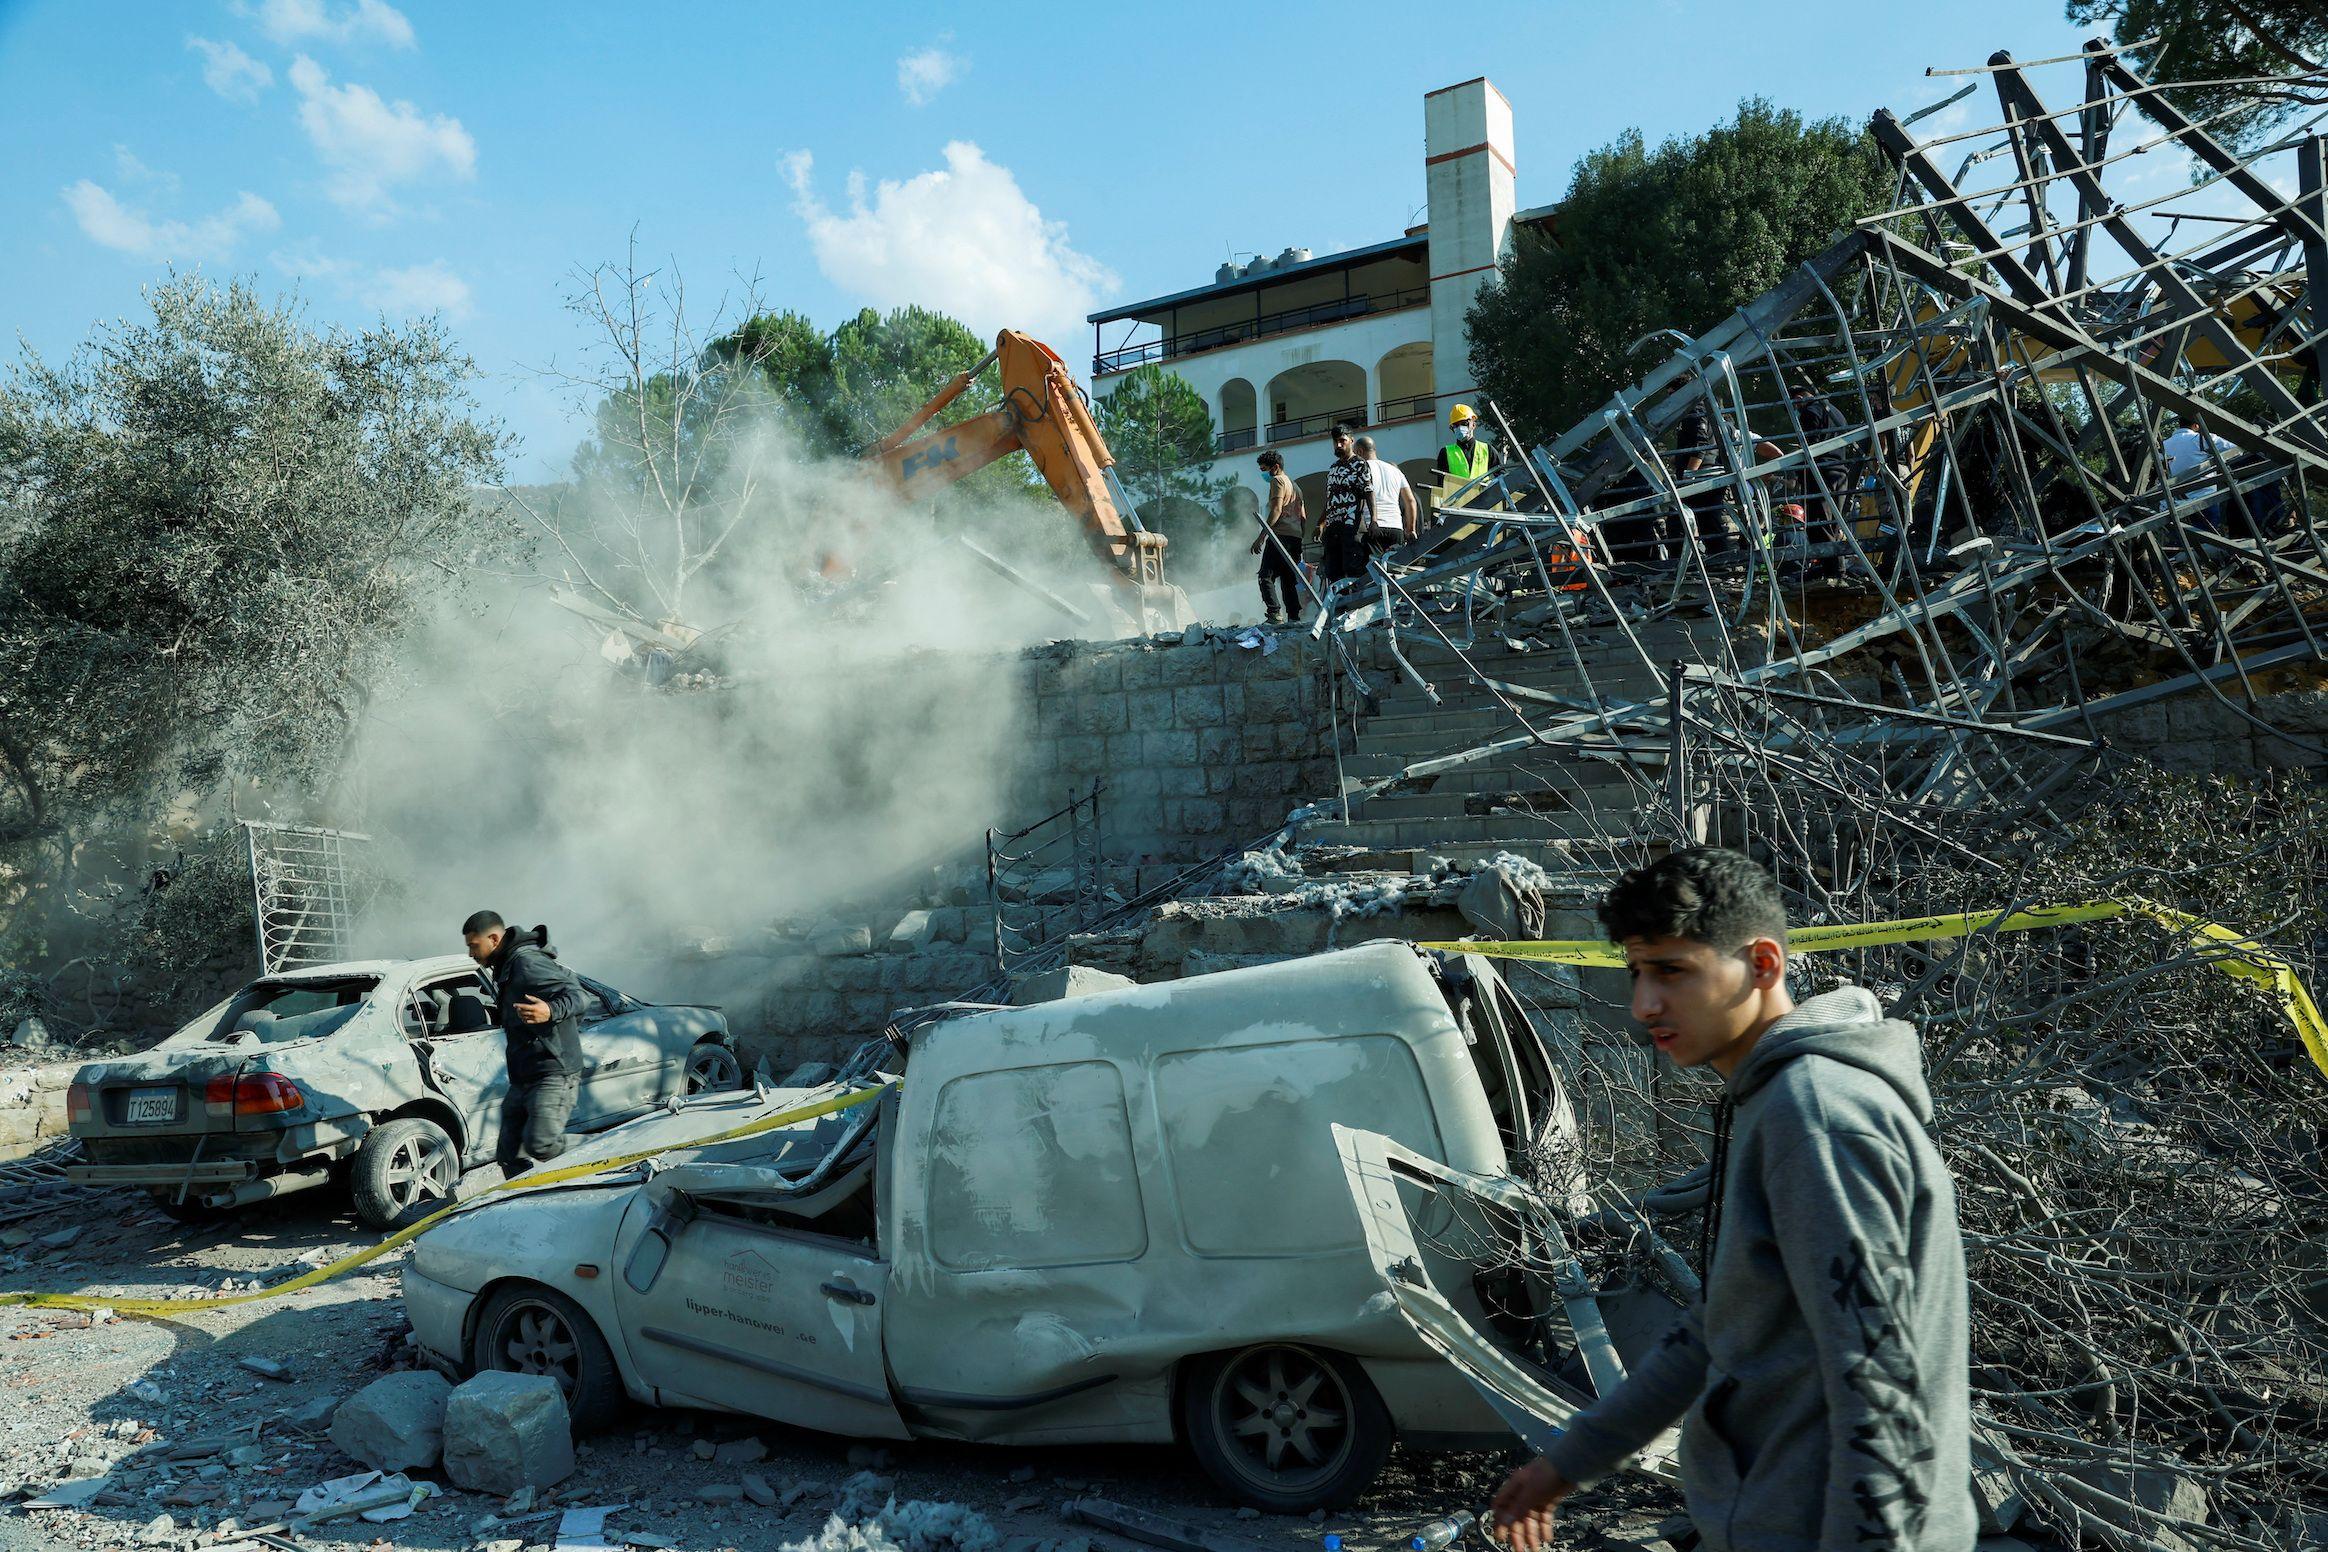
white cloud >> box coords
[187,36,274,102]
[113,146,180,195]
[238,0,414,49]
[63,181,279,262]
[897,44,964,107]
[288,55,475,217]
[273,246,472,319]
[785,142,1115,350]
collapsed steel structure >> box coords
[1301,39,2328,1550]
[1321,36,2328,861]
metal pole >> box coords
[984,827,1006,981]
[242,822,270,973]
[2300,137,2328,401]
[1667,662,1692,844]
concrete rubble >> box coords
[441,1369,577,1495]
[328,1368,452,1474]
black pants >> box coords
[500,1066,579,1170]
[1321,524,1371,587]
[1256,534,1304,618]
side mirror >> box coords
[623,1188,696,1294]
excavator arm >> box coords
[865,330,1169,588]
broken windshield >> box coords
[200,976,378,1042]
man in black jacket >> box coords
[462,909,590,1172]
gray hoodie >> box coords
[1543,986,1974,1551]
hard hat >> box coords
[1448,404,1476,426]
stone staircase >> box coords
[1299,617,1733,876]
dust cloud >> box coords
[346,419,1142,987]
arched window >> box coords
[1218,378,1257,451]
[1375,342,1434,423]
[1263,361,1368,446]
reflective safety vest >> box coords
[1440,439,1492,482]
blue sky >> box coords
[0,1,2097,478]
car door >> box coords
[609,1186,908,1440]
[573,995,667,1125]
[402,972,514,1167]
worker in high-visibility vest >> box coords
[1436,404,1493,489]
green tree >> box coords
[0,273,506,1023]
[1466,99,1892,443]
[1093,364,1230,534]
[825,305,988,446]
[2068,1,2326,151]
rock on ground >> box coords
[441,1369,577,1495]
[329,1369,453,1474]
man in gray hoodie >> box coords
[1491,848,1973,1551]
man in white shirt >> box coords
[1354,435,1417,558]
[2161,407,2237,528]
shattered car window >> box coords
[576,975,639,1023]
[201,977,378,1043]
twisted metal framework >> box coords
[1316,39,2328,1550]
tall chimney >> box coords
[1423,79,1515,419]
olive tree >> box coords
[0,273,506,1028]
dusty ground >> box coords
[0,1192,1687,1552]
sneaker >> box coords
[1263,610,1285,626]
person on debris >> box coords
[462,910,591,1175]
[1252,449,1309,625]
[1790,375,1851,580]
[1318,423,1376,593]
[1669,402,1736,563]
[1436,403,1493,498]
[1354,434,1418,550]
[2162,405,2238,532]
[1492,848,1973,1552]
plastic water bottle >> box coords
[1409,1512,1475,1552]
[1323,1535,1343,1552]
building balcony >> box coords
[1095,286,1429,377]
[1215,394,1441,455]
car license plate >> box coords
[125,1088,179,1125]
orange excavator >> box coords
[862,330,1175,599]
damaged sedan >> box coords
[67,956,743,1227]
[400,942,1580,1510]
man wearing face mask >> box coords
[1435,404,1493,515]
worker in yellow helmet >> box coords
[1436,404,1493,492]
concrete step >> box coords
[1302,812,1617,846]
[1341,749,1668,782]
[1355,783,1649,822]
[1307,837,1640,876]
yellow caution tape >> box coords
[1423,899,2328,1082]
[1,1080,894,1318]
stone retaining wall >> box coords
[0,1059,76,1163]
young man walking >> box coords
[1492,848,1974,1552]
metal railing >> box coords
[983,782,1109,979]
[1093,285,1430,375]
[1266,405,1368,444]
[1377,393,1437,423]
[241,819,371,974]
[1217,426,1259,453]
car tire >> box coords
[348,1117,459,1230]
[470,1283,624,1434]
[684,1040,743,1095]
[1179,1343,1394,1512]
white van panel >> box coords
[926,1060,1147,1271]
[1155,1035,1443,1257]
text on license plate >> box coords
[125,1088,178,1125]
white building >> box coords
[1087,77,1551,521]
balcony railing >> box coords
[1265,405,1368,445]
[1217,426,1258,452]
[1376,393,1436,423]
[1094,285,1430,376]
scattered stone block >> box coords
[1008,966,1137,1006]
[698,1483,745,1504]
[713,1435,766,1464]
[813,923,873,958]
[742,1473,777,1506]
[439,1371,575,1496]
[329,1370,452,1474]
[2060,1462,2211,1552]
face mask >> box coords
[1455,425,1475,442]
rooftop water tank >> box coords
[1278,246,1311,266]
[1215,262,1239,284]
[1242,256,1273,277]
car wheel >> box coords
[684,1040,743,1095]
[471,1283,623,1434]
[349,1117,459,1230]
[1179,1343,1394,1512]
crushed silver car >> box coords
[400,942,1577,1510]
[67,956,741,1227]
